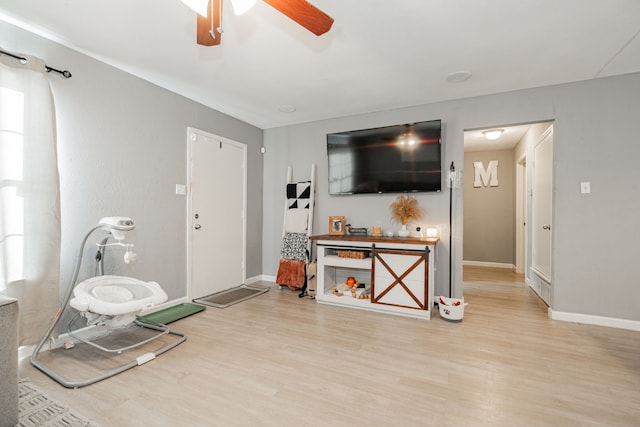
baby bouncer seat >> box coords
[276,165,315,295]
[30,217,186,388]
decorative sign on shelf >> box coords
[473,160,499,188]
[347,226,368,236]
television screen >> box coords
[327,120,442,195]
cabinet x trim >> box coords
[372,250,427,309]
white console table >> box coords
[311,235,438,320]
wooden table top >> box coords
[309,234,439,245]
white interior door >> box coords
[188,128,246,299]
[532,126,553,281]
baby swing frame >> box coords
[31,219,186,388]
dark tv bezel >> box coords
[326,119,442,195]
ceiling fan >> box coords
[181,0,334,46]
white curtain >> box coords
[0,52,61,346]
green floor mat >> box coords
[139,303,205,324]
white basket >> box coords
[437,296,467,322]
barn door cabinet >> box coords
[311,235,437,320]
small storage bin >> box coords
[337,250,369,259]
[437,296,467,322]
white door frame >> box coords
[186,127,247,299]
[515,154,527,274]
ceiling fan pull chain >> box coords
[217,0,224,34]
[209,0,215,38]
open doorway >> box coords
[462,121,553,304]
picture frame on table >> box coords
[329,216,346,235]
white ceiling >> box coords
[1,1,639,130]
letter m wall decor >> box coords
[473,160,499,187]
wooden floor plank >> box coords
[19,267,640,426]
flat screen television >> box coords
[327,119,442,195]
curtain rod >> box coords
[0,48,72,78]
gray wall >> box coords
[263,72,640,322]
[263,118,453,297]
[5,19,640,323]
[463,150,515,265]
[1,21,264,302]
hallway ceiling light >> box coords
[483,129,504,140]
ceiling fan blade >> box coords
[197,0,223,46]
[262,0,334,36]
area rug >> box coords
[17,379,99,427]
[194,284,269,308]
[138,302,206,324]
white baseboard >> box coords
[548,308,640,331]
[247,274,275,284]
[463,260,515,270]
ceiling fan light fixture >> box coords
[181,0,209,17]
[483,129,504,140]
[230,0,257,15]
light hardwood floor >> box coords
[19,267,640,426]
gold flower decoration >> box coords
[389,195,424,225]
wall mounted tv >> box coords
[327,119,442,195]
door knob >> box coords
[194,224,201,230]
[542,224,551,230]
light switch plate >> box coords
[580,181,590,194]
[175,184,186,195]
